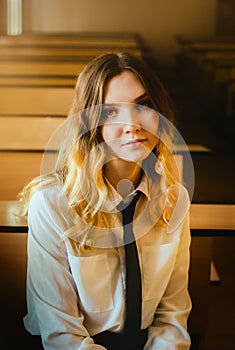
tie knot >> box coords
[117,190,141,213]
[117,191,141,229]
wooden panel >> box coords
[0,75,77,87]
[0,46,142,59]
[0,152,57,200]
[190,204,235,230]
[0,116,65,150]
[0,60,86,76]
[1,199,235,231]
[0,33,141,48]
[0,86,74,115]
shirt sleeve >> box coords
[144,211,192,350]
[23,189,106,350]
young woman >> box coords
[19,52,193,349]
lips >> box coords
[122,138,147,146]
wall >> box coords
[22,0,217,65]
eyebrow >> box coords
[103,93,149,107]
[134,93,149,103]
[102,103,120,108]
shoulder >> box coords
[29,182,63,214]
[167,182,191,234]
[27,183,72,257]
[175,182,191,206]
[28,182,74,232]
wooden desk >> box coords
[1,200,234,232]
[190,204,235,231]
[0,200,27,232]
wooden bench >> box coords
[197,57,235,119]
[189,205,235,349]
[195,58,235,116]
[0,115,197,200]
[0,74,77,87]
[0,85,73,200]
[0,86,74,115]
[0,46,142,60]
[0,32,144,49]
[175,33,235,43]
[0,151,58,200]
[174,34,235,72]
[0,32,144,60]
[0,31,146,85]
[175,35,235,122]
[0,114,63,199]
[0,116,65,150]
[3,201,234,231]
[0,32,145,88]
[0,34,145,200]
[177,46,235,81]
[175,34,235,80]
[0,115,62,198]
[0,60,87,76]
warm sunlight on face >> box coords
[101,70,159,164]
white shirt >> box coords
[24,176,192,349]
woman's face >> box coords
[101,70,159,164]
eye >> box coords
[101,107,118,119]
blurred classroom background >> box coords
[0,0,234,349]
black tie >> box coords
[117,191,142,339]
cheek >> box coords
[101,124,120,143]
[143,116,159,134]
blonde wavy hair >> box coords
[18,52,179,249]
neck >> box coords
[104,159,142,198]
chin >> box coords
[120,153,150,164]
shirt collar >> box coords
[104,173,151,211]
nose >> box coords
[122,106,141,134]
[123,123,141,134]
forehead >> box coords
[104,70,145,104]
